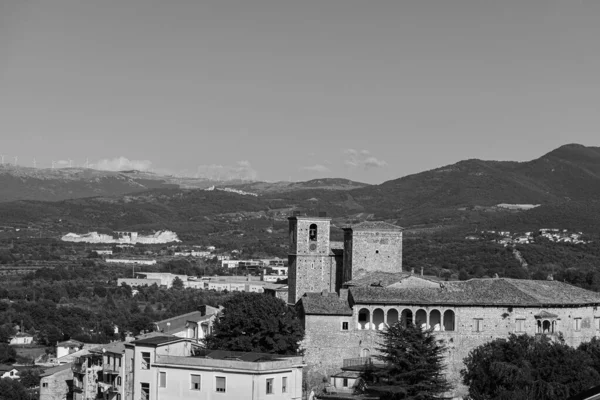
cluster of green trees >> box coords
[204,292,303,355]
[0,277,232,347]
[462,334,600,399]
[358,324,600,400]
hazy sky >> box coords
[1,1,599,183]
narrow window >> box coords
[309,224,317,242]
[282,377,287,393]
[515,319,525,332]
[595,317,600,331]
[266,378,274,394]
[141,352,151,370]
[575,318,582,331]
[216,376,226,393]
[42,382,48,388]
[158,372,166,388]
[473,318,483,332]
[117,376,122,386]
[117,395,121,400]
[191,374,201,390]
[342,321,349,331]
[343,378,348,387]
[141,383,150,400]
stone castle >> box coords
[288,214,600,397]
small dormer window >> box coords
[309,224,317,242]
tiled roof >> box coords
[40,363,73,377]
[350,278,600,307]
[154,310,215,333]
[330,241,344,250]
[343,221,403,231]
[0,364,18,372]
[132,335,181,346]
[196,350,290,362]
[534,310,559,319]
[344,271,442,288]
[56,339,83,347]
[92,341,126,354]
[344,272,411,287]
[299,292,353,316]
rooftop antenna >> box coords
[13,156,18,166]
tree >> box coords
[171,277,184,290]
[0,378,28,400]
[363,323,452,400]
[462,334,599,400]
[204,292,303,355]
[19,368,41,388]
[0,344,17,364]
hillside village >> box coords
[468,228,592,246]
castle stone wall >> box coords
[349,230,402,274]
[302,302,600,398]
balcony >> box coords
[342,357,385,371]
[102,364,120,374]
[71,364,86,374]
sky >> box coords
[1,1,600,183]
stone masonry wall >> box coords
[288,217,334,304]
[302,303,600,398]
[288,255,337,304]
[40,368,73,400]
[350,230,402,274]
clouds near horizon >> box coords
[344,149,387,170]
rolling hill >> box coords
[1,144,600,238]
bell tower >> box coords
[288,213,336,304]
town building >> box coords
[106,258,157,266]
[152,305,221,343]
[39,363,73,400]
[287,214,600,398]
[126,336,304,400]
[0,365,21,379]
[9,332,34,345]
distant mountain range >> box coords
[1,144,600,238]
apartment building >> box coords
[125,335,304,400]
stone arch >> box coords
[537,320,542,334]
[429,309,442,331]
[387,309,399,326]
[373,308,385,330]
[400,309,413,327]
[309,224,317,242]
[361,348,370,358]
[415,309,428,330]
[358,308,370,330]
[443,310,455,331]
[542,320,551,333]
